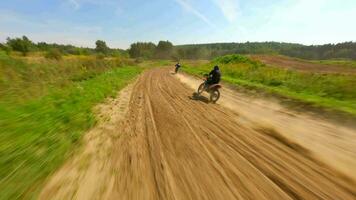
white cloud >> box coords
[68,0,80,10]
[174,0,215,27]
[212,0,239,22]
[67,0,123,13]
[244,0,356,44]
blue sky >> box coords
[0,0,355,49]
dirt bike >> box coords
[197,74,222,103]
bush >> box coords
[134,57,144,63]
[95,40,109,55]
[96,53,105,60]
[45,49,62,60]
[214,54,248,64]
[6,36,33,56]
[0,43,11,55]
[213,54,263,67]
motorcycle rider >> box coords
[205,65,221,88]
[175,62,181,73]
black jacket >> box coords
[209,69,221,84]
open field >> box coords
[249,54,356,74]
[182,54,356,116]
[40,68,356,200]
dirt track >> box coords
[40,68,356,200]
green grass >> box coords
[0,54,143,199]
[182,54,356,115]
[310,59,356,68]
[258,54,356,68]
[0,53,136,102]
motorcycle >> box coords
[197,74,222,103]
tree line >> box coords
[1,35,356,60]
[128,41,174,59]
[174,42,356,60]
[0,36,126,58]
[128,41,356,60]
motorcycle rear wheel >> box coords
[210,89,220,103]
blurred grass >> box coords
[253,54,356,68]
[182,54,356,115]
[311,59,356,68]
[0,52,143,199]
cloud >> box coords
[67,0,123,12]
[68,0,80,10]
[212,0,239,22]
[244,0,356,44]
[174,0,215,27]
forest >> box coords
[174,42,356,60]
[1,36,355,60]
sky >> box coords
[0,0,355,49]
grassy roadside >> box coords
[0,54,143,199]
[182,54,356,116]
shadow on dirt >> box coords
[189,92,209,104]
[256,127,310,155]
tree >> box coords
[6,36,33,56]
[128,42,156,58]
[0,43,12,55]
[155,40,173,59]
[95,40,109,55]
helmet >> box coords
[214,65,219,70]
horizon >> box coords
[3,38,356,51]
[1,0,356,49]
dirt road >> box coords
[40,68,356,200]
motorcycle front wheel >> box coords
[197,83,205,94]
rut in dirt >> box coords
[41,68,356,200]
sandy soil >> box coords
[40,68,356,200]
[250,54,356,74]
